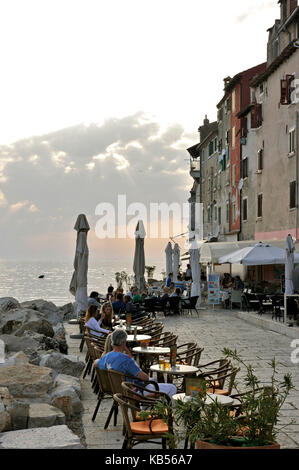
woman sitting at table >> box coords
[170,287,181,297]
[84,305,110,337]
[100,302,115,330]
[161,286,170,300]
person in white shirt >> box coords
[84,305,110,337]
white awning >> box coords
[199,240,299,265]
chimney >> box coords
[203,115,209,126]
[223,76,232,89]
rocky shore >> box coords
[0,297,86,449]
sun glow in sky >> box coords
[0,0,280,260]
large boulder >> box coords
[0,308,54,338]
[20,300,64,325]
[50,386,84,417]
[0,364,53,398]
[0,387,29,431]
[39,352,85,378]
[0,425,84,449]
[59,302,75,321]
[0,297,20,312]
[0,351,29,368]
[28,403,65,428]
[53,374,81,398]
[0,334,41,353]
[0,403,11,432]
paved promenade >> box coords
[66,309,299,449]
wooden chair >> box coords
[113,393,171,449]
[197,358,231,378]
[173,347,205,393]
[150,332,177,347]
[206,367,240,396]
[176,344,198,365]
[92,368,116,427]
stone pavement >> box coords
[66,308,299,449]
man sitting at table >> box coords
[94,329,177,398]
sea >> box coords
[0,258,170,306]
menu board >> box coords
[208,273,220,305]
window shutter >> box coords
[290,181,296,209]
[257,194,263,218]
[281,75,295,105]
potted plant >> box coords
[151,349,294,449]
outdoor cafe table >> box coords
[126,334,151,343]
[133,346,170,367]
[171,393,234,407]
[150,364,199,384]
[113,325,143,331]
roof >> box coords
[251,41,298,87]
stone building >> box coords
[250,0,299,241]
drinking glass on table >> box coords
[164,358,170,370]
[159,357,165,370]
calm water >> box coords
[0,258,167,306]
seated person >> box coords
[132,287,142,303]
[161,286,170,300]
[88,291,101,309]
[100,302,115,330]
[112,293,126,315]
[106,285,114,301]
[169,282,175,295]
[126,287,134,299]
[123,295,138,314]
[233,276,244,290]
[170,287,181,297]
[95,329,177,398]
[84,305,110,337]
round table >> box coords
[172,393,234,407]
[133,346,170,355]
[150,364,199,376]
[126,334,151,343]
[113,325,143,331]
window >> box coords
[259,84,264,95]
[280,75,295,105]
[218,139,223,152]
[290,181,296,209]
[218,107,223,122]
[232,126,236,149]
[208,177,211,192]
[289,129,296,155]
[242,198,248,222]
[257,194,263,218]
[232,202,236,224]
[232,90,236,113]
[232,164,236,187]
[225,98,231,114]
[226,202,230,223]
[251,103,263,128]
[214,138,218,153]
[209,140,214,156]
[208,207,211,223]
[226,130,230,145]
[214,206,217,221]
[201,149,205,163]
[218,207,222,224]
[242,157,248,179]
[257,149,263,171]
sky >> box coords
[0,0,280,261]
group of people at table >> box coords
[84,286,177,398]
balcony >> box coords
[190,159,201,180]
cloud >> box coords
[0,112,194,259]
[235,1,275,24]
